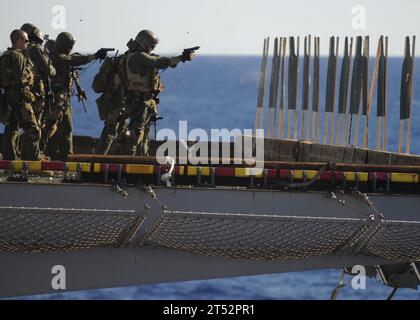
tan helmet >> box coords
[56,32,76,51]
[134,30,159,50]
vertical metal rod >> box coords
[323,37,332,144]
[311,37,320,143]
[335,113,341,145]
[336,37,350,145]
[353,114,360,146]
[330,37,339,145]
[306,35,312,141]
[301,36,307,140]
[278,37,287,140]
[399,120,404,153]
[363,36,381,149]
[311,112,316,142]
[399,36,412,153]
[406,112,412,153]
[287,36,295,139]
[406,35,416,154]
[272,37,281,139]
[301,35,312,141]
[383,36,389,151]
[349,36,363,147]
[376,36,385,150]
[316,37,321,143]
[268,37,279,138]
[255,38,269,132]
[261,37,270,130]
[376,117,381,150]
[362,36,370,148]
[294,36,300,140]
[324,36,338,145]
[288,36,299,140]
[323,112,329,144]
[330,37,340,144]
[342,38,354,146]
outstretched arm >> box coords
[129,52,194,71]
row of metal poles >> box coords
[255,35,416,154]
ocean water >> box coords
[10,55,420,300]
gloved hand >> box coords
[181,52,195,63]
[95,49,108,60]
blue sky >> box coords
[1,0,419,56]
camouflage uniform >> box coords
[26,41,56,126]
[95,89,127,155]
[121,30,193,156]
[0,48,39,160]
[42,52,95,161]
[93,53,128,155]
[123,52,174,156]
[137,122,151,156]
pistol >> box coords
[100,48,116,53]
[182,46,200,62]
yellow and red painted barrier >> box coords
[0,160,420,184]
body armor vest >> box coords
[123,52,163,93]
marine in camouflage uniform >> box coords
[0,30,40,160]
[95,91,128,155]
[21,24,56,129]
[93,51,128,155]
[122,30,194,156]
[41,32,108,161]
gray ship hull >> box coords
[0,182,419,298]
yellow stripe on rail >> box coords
[187,167,211,176]
[67,163,91,173]
[391,173,419,183]
[345,172,369,182]
[235,168,264,178]
[12,161,42,172]
[125,164,154,175]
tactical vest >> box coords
[123,52,163,93]
[0,49,34,89]
[92,56,122,94]
[50,53,72,90]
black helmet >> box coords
[21,23,37,35]
[135,30,159,49]
[56,32,76,51]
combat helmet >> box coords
[31,28,44,43]
[134,30,159,50]
[21,23,37,35]
[21,23,43,43]
[56,32,76,51]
